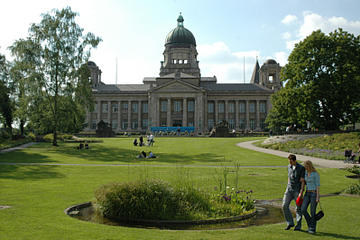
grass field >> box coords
[0,137,359,240]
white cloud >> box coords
[299,12,360,38]
[282,32,291,40]
[198,42,262,83]
[282,15,298,25]
[274,52,288,66]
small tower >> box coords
[259,59,282,91]
[88,61,102,87]
[160,14,200,78]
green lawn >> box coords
[0,137,359,240]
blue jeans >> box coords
[301,191,318,232]
[282,189,302,228]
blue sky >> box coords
[1,0,360,84]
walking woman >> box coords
[301,160,320,234]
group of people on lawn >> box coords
[133,134,154,147]
[282,154,321,234]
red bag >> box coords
[296,195,303,206]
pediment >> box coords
[152,80,201,93]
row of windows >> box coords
[207,102,267,114]
[94,101,266,114]
[95,102,148,114]
[207,119,266,129]
[160,100,195,112]
[172,59,188,64]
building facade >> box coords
[85,14,282,134]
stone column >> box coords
[246,100,250,129]
[155,97,160,126]
[138,100,141,130]
[167,98,171,127]
[197,95,203,133]
[118,101,121,131]
[235,100,239,130]
[127,100,131,130]
[215,100,218,124]
[225,100,229,122]
[183,98,187,127]
[108,101,111,125]
[97,101,101,124]
[256,100,260,129]
[204,96,208,131]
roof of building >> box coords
[265,59,277,64]
[250,60,260,84]
[165,14,196,47]
[93,84,150,93]
[200,82,272,92]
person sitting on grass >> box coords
[133,138,138,146]
[137,151,147,158]
[147,151,156,158]
[85,141,89,149]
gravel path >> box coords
[0,142,38,153]
[237,140,358,169]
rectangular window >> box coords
[122,102,128,112]
[188,122,194,127]
[121,119,128,129]
[131,120,138,129]
[91,119,97,129]
[249,103,255,113]
[260,119,266,129]
[102,103,108,113]
[250,119,256,130]
[173,100,181,112]
[239,119,245,129]
[94,103,98,113]
[111,120,118,129]
[142,119,148,129]
[142,102,148,113]
[160,119,167,127]
[208,102,214,113]
[239,102,246,113]
[161,100,167,112]
[260,102,266,113]
[229,119,235,129]
[218,102,225,113]
[131,102,138,113]
[187,100,195,112]
[112,103,118,113]
[229,102,235,113]
[208,119,214,129]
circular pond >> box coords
[65,201,285,230]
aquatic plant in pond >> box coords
[94,179,255,222]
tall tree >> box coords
[11,7,101,145]
[267,29,360,130]
[0,52,13,136]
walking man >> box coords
[282,154,305,231]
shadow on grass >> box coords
[315,232,360,239]
[0,164,64,180]
[59,143,228,165]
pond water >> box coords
[69,201,285,230]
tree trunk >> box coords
[20,119,25,137]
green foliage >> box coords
[344,182,360,195]
[9,7,101,145]
[345,165,360,175]
[0,53,14,134]
[94,180,211,221]
[267,29,360,130]
[262,132,360,160]
[43,133,73,142]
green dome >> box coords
[165,14,196,46]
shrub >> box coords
[27,132,36,141]
[94,180,211,221]
[345,166,360,175]
[43,133,53,142]
[344,182,360,195]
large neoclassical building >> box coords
[85,14,282,134]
